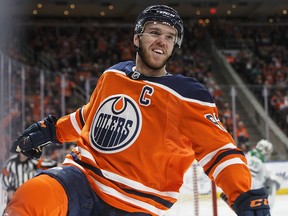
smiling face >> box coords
[134,21,177,76]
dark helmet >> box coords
[134,5,184,48]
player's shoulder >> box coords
[102,61,214,103]
[154,74,215,103]
[105,61,135,74]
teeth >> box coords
[153,49,164,54]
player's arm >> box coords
[9,108,86,159]
[181,89,270,215]
[55,107,87,143]
[55,75,104,143]
[10,76,102,159]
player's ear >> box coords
[133,34,139,48]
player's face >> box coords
[135,22,176,71]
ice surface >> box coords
[166,194,288,215]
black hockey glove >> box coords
[232,188,270,216]
[10,115,58,159]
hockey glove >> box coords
[232,188,270,216]
[10,115,58,159]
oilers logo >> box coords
[90,94,142,153]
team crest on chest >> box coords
[90,94,142,153]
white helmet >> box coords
[256,139,273,157]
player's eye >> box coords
[148,31,161,36]
[165,34,176,42]
[142,31,176,44]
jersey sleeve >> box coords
[55,107,85,143]
[55,76,104,143]
[180,88,252,204]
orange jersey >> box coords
[55,61,251,215]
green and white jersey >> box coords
[246,150,269,189]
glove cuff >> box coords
[232,188,270,215]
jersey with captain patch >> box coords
[56,61,251,215]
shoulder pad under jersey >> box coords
[107,61,135,74]
[148,74,215,103]
[107,62,214,103]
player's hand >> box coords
[10,115,58,159]
[232,188,270,216]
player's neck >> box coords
[135,58,167,77]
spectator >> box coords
[238,141,250,154]
[236,120,249,145]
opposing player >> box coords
[5,5,270,216]
[246,139,281,209]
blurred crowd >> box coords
[209,20,288,134]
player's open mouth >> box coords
[153,49,164,54]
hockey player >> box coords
[5,5,270,216]
[246,139,281,209]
